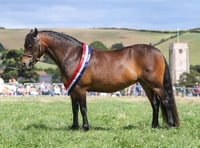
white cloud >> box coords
[0,0,200,30]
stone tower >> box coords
[169,43,189,84]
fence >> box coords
[0,82,199,97]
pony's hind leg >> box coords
[151,94,160,128]
[153,88,178,128]
[140,81,160,128]
[140,78,179,128]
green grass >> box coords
[0,96,200,147]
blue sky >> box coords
[0,0,200,30]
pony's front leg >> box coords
[70,90,89,131]
[70,99,79,130]
[80,95,89,131]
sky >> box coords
[0,0,200,30]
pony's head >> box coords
[22,28,44,70]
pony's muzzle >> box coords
[22,62,32,70]
[21,57,33,70]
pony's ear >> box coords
[32,28,38,37]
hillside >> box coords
[0,28,199,65]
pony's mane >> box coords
[39,30,83,46]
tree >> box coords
[111,43,124,50]
[18,69,39,83]
[190,65,200,73]
[0,43,5,51]
[0,49,39,83]
[179,69,200,87]
[89,41,108,50]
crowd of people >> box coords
[177,82,200,97]
[0,78,64,96]
[0,76,200,97]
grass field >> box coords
[0,96,200,147]
[0,28,175,50]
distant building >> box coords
[169,43,189,84]
[36,71,52,83]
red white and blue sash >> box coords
[64,43,92,95]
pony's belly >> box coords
[87,63,138,92]
[88,80,137,93]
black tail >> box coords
[161,59,180,127]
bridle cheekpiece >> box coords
[22,36,43,69]
[23,36,42,63]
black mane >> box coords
[39,30,83,46]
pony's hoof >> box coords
[152,124,160,128]
[167,121,179,129]
[82,125,89,131]
[70,125,79,130]
[167,124,178,129]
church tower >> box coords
[169,43,189,84]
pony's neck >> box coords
[39,32,83,78]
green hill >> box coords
[0,28,199,65]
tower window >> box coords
[179,49,183,54]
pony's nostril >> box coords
[22,63,26,70]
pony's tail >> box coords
[161,59,180,127]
